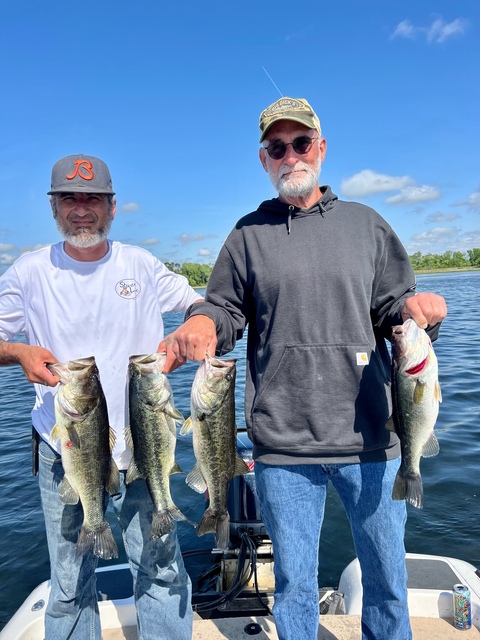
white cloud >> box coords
[0,243,15,252]
[385,185,442,205]
[179,233,216,245]
[139,238,160,246]
[0,253,16,265]
[427,18,467,43]
[198,248,212,256]
[120,202,140,213]
[391,17,467,44]
[454,189,480,211]
[179,233,205,245]
[406,226,480,254]
[391,20,416,40]
[407,226,459,253]
[426,212,460,223]
[340,170,413,198]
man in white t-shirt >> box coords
[0,154,215,640]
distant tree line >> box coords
[409,248,480,271]
[166,249,480,287]
[164,261,213,287]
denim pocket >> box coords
[38,437,62,465]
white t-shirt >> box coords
[0,241,202,468]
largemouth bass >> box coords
[48,356,120,559]
[127,352,189,539]
[181,355,249,550]
[388,318,442,509]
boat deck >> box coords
[103,615,479,639]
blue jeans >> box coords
[255,459,411,640]
[38,438,192,640]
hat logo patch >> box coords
[264,98,306,117]
[66,159,95,182]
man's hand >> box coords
[401,292,447,329]
[158,315,217,373]
[0,342,60,386]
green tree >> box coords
[467,248,480,266]
[179,262,212,287]
[409,250,479,270]
[164,261,181,273]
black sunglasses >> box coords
[264,135,318,160]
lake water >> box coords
[0,272,479,629]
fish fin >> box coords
[109,427,116,451]
[65,426,81,449]
[196,510,230,550]
[124,426,134,452]
[170,460,183,475]
[179,417,193,436]
[413,380,426,404]
[125,458,143,485]
[50,423,62,442]
[76,522,119,560]
[435,381,442,403]
[385,416,396,432]
[233,453,250,477]
[392,469,423,509]
[164,402,184,422]
[214,514,230,551]
[421,432,440,458]
[58,477,80,505]
[186,465,208,494]
[151,505,191,539]
[107,460,121,494]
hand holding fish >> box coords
[0,341,60,386]
[401,292,447,329]
[158,315,217,373]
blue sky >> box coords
[0,1,478,272]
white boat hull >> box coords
[1,553,479,639]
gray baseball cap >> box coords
[47,154,115,195]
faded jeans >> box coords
[38,438,192,640]
[255,458,411,640]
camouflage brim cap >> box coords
[47,154,115,195]
[259,97,322,142]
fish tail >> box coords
[151,505,189,540]
[76,522,119,560]
[392,469,424,509]
[197,510,230,550]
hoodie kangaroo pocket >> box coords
[251,344,389,454]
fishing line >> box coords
[262,66,283,97]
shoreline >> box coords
[414,266,480,275]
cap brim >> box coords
[259,116,319,142]
[47,187,115,195]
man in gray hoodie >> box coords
[159,97,447,640]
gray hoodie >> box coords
[186,186,434,465]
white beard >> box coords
[270,157,322,200]
[56,218,112,249]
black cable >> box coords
[190,530,258,612]
[252,559,273,615]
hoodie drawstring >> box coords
[287,205,294,235]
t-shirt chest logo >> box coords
[116,279,141,300]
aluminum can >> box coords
[453,583,472,630]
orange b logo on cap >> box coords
[66,160,94,181]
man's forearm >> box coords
[0,339,26,366]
